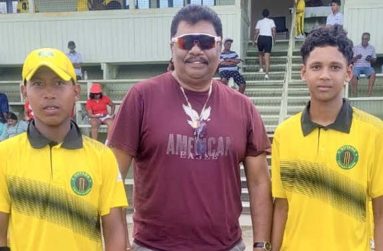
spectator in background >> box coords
[0,92,9,124]
[351,32,377,96]
[253,8,276,80]
[86,83,115,140]
[0,112,28,141]
[66,41,83,80]
[218,38,246,93]
[77,0,90,11]
[295,0,305,39]
[326,0,343,26]
[24,99,34,121]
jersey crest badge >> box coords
[71,171,93,196]
[336,145,359,170]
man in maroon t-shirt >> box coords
[108,5,273,251]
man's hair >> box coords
[7,112,17,121]
[331,0,341,6]
[362,32,370,38]
[300,25,353,65]
[68,41,76,47]
[170,4,222,38]
[262,9,270,18]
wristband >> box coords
[0,247,10,251]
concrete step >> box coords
[245,80,284,88]
[242,72,285,81]
[287,105,305,115]
[244,56,287,65]
[242,64,287,72]
[288,88,309,96]
[245,88,283,97]
[246,50,288,57]
[287,97,309,106]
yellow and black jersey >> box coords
[272,99,383,251]
[0,121,127,251]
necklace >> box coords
[179,82,212,129]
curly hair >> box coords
[300,25,353,65]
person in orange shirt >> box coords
[85,83,115,140]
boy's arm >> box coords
[102,207,127,251]
[0,212,9,246]
[373,195,383,251]
[271,198,288,251]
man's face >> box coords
[331,2,339,13]
[22,66,80,128]
[301,46,352,104]
[361,34,370,47]
[171,20,221,87]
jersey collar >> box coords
[27,120,83,149]
[301,98,353,136]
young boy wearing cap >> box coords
[86,82,115,141]
[0,48,128,251]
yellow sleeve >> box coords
[0,145,10,213]
[368,125,383,199]
[99,147,128,216]
[271,129,287,198]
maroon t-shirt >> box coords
[108,72,270,251]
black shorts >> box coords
[257,35,272,53]
[219,70,246,86]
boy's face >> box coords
[22,66,80,128]
[301,46,352,104]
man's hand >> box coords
[365,55,372,61]
[356,54,363,59]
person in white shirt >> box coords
[253,9,276,80]
[66,41,83,80]
[326,0,343,26]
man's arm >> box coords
[244,153,273,249]
[373,195,383,251]
[272,27,276,43]
[253,29,260,46]
[102,207,127,251]
[271,198,288,251]
[0,212,9,247]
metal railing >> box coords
[278,8,296,124]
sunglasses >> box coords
[171,33,221,51]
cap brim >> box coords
[24,62,72,81]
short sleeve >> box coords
[271,129,287,198]
[85,99,92,111]
[271,20,276,28]
[372,46,376,59]
[0,147,10,213]
[255,21,260,30]
[246,103,271,156]
[368,127,383,199]
[108,86,143,156]
[99,148,128,216]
